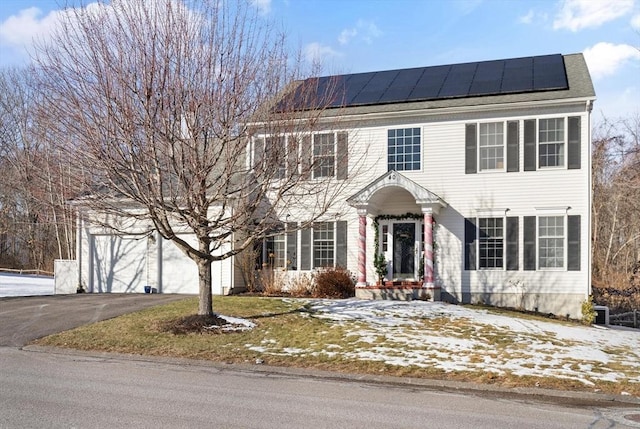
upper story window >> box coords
[253,135,286,179]
[466,121,518,174]
[388,128,420,171]
[479,122,504,171]
[523,117,581,171]
[538,118,565,168]
[313,133,335,178]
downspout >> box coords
[76,210,82,292]
[587,100,594,297]
[157,233,162,293]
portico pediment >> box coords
[347,170,447,214]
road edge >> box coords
[21,344,640,409]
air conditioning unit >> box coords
[594,305,609,325]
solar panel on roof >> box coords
[533,55,567,90]
[377,68,424,103]
[341,72,376,105]
[282,53,569,111]
[409,65,449,100]
[351,70,399,105]
[438,62,477,98]
[468,60,504,95]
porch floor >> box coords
[356,281,439,301]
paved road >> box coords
[0,294,190,346]
[1,295,639,428]
[2,347,639,429]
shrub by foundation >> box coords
[313,267,355,299]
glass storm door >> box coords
[392,223,415,279]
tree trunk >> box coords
[197,257,213,316]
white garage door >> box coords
[161,235,231,295]
[161,235,200,294]
[91,235,149,293]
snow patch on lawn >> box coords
[244,299,640,387]
[207,315,256,332]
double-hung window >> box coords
[479,122,504,171]
[538,216,564,268]
[388,128,421,171]
[253,135,287,178]
[478,218,504,269]
[313,222,335,267]
[538,118,564,168]
[264,230,287,268]
[313,133,335,178]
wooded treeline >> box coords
[0,67,77,272]
[591,114,640,312]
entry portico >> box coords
[347,171,447,300]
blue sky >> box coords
[1,0,638,122]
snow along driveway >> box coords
[246,299,640,391]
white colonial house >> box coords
[61,53,595,317]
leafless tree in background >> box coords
[0,67,75,271]
[33,0,352,316]
[592,114,640,311]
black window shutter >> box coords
[464,218,477,270]
[336,132,348,180]
[254,137,265,172]
[568,215,581,271]
[523,120,536,171]
[287,136,299,177]
[336,221,347,267]
[506,217,519,270]
[301,135,312,180]
[506,121,519,172]
[465,124,477,174]
[286,222,298,270]
[523,216,536,270]
[568,117,581,170]
[300,227,311,270]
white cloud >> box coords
[0,7,63,49]
[519,9,535,24]
[250,0,271,15]
[631,13,640,30]
[553,0,634,31]
[583,42,640,80]
[338,28,357,45]
[304,42,340,65]
[337,19,382,46]
[357,20,382,44]
[518,9,549,25]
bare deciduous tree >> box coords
[34,0,352,316]
[0,67,75,271]
[592,113,640,311]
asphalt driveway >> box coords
[0,294,190,347]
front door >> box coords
[392,223,415,279]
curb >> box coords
[22,345,640,408]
